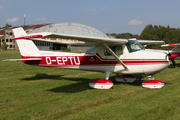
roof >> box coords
[0,23,108,39]
[30,22,108,38]
[0,24,51,38]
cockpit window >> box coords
[126,40,144,53]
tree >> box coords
[0,23,12,29]
[5,23,12,28]
[139,24,180,49]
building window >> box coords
[6,39,8,42]
[2,39,4,42]
[10,32,13,36]
[10,39,12,42]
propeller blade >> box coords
[171,59,177,68]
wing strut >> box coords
[103,43,128,70]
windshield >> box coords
[126,40,144,53]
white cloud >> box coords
[36,18,47,22]
[6,17,20,23]
[127,19,144,25]
[0,5,3,9]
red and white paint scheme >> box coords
[142,80,165,89]
[4,27,175,89]
[89,79,113,89]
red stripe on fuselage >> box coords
[21,53,169,67]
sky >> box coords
[0,0,180,35]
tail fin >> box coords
[12,27,40,56]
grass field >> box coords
[1,51,180,120]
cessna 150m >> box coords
[4,27,177,89]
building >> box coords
[0,23,108,50]
[0,24,50,50]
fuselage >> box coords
[21,40,170,75]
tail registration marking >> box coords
[46,57,80,65]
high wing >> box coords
[12,32,164,45]
[128,38,164,44]
[12,32,128,45]
[137,40,164,44]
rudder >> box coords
[12,27,40,56]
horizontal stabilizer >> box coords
[12,35,42,40]
[2,58,42,61]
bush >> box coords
[66,48,71,52]
[60,46,66,51]
[2,42,7,50]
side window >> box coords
[104,46,123,56]
[115,46,123,55]
[85,45,98,54]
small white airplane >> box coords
[3,27,177,89]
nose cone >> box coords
[168,53,178,60]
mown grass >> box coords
[1,51,180,120]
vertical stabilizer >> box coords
[12,27,40,56]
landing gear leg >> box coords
[148,74,155,80]
[105,72,111,80]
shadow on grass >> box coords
[110,74,145,86]
[168,62,180,68]
[21,73,145,93]
[21,73,63,81]
[21,73,92,93]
